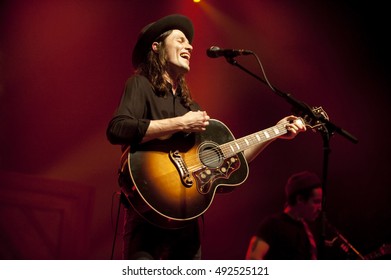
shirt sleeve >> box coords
[106,75,151,146]
[255,215,278,245]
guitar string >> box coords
[184,122,289,173]
[187,122,289,170]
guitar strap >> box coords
[301,219,318,260]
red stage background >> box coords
[0,0,390,259]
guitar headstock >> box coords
[376,243,391,257]
[300,106,329,132]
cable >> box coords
[251,52,276,93]
[110,191,122,260]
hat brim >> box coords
[132,14,194,68]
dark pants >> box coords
[122,208,201,260]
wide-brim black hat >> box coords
[132,14,194,68]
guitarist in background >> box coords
[106,14,306,260]
[246,171,323,260]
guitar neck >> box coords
[220,122,288,158]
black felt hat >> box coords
[132,14,194,68]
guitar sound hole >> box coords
[198,141,223,168]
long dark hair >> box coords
[135,30,193,109]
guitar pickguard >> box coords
[193,155,241,194]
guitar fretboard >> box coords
[220,122,288,158]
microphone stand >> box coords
[225,56,358,259]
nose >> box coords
[186,42,193,52]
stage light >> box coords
[193,0,201,3]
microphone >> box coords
[206,46,253,58]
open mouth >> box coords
[180,53,190,61]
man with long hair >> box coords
[107,14,306,260]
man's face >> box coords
[300,188,323,222]
[163,29,193,75]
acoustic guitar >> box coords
[119,108,327,228]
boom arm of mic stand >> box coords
[225,57,358,144]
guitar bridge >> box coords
[169,150,193,187]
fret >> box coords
[221,122,288,158]
[264,131,270,138]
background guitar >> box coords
[364,243,391,260]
